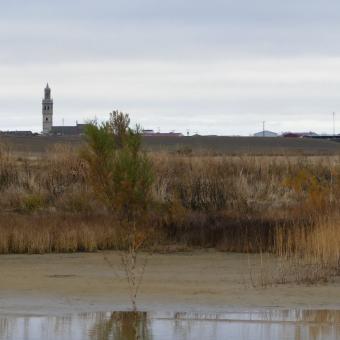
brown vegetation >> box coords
[0,143,339,282]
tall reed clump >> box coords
[0,215,119,254]
[81,110,154,310]
[274,215,340,283]
[42,144,87,201]
[0,143,19,190]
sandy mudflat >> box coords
[0,250,339,315]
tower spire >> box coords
[42,83,53,134]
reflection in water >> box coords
[89,312,151,340]
[0,309,338,340]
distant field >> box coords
[143,135,340,155]
[2,135,340,155]
[0,135,83,155]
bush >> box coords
[22,193,45,212]
[81,110,154,220]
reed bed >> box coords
[0,214,119,254]
[0,143,339,282]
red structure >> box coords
[282,132,317,138]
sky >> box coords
[1,0,340,135]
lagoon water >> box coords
[0,309,339,340]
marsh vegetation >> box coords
[0,115,339,284]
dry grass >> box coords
[274,216,340,283]
[248,254,339,288]
[247,216,340,287]
[0,215,118,254]
[0,143,338,283]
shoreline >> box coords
[0,251,339,316]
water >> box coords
[0,309,339,340]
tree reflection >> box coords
[90,311,152,340]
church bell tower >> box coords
[42,83,53,134]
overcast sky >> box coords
[1,0,340,135]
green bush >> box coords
[22,194,45,212]
[81,110,154,220]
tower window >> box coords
[47,106,49,110]
[46,117,48,121]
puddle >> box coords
[0,309,339,339]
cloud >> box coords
[2,0,340,63]
[1,1,340,134]
[0,57,340,134]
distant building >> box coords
[0,130,33,136]
[50,123,87,136]
[303,134,340,140]
[253,130,278,137]
[142,129,183,137]
[42,84,53,134]
[142,129,155,136]
[40,85,184,137]
[41,84,86,136]
[282,132,318,138]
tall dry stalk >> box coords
[273,216,340,284]
[121,221,149,311]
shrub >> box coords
[22,193,45,212]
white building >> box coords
[253,130,278,137]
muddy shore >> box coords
[0,250,339,315]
